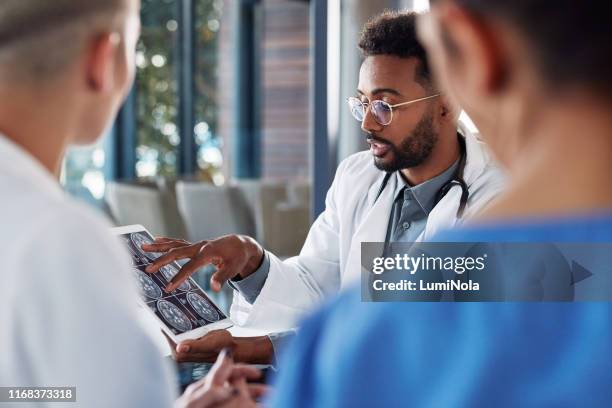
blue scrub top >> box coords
[269,214,612,408]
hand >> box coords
[165,330,275,365]
[166,330,233,363]
[142,235,264,292]
[174,348,268,408]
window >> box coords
[136,0,181,179]
[61,131,113,208]
[194,0,225,184]
[134,0,226,181]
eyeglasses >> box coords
[347,94,440,126]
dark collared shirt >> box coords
[385,158,460,244]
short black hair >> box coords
[432,0,612,98]
[358,10,432,88]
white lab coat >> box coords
[0,135,177,408]
[230,125,505,331]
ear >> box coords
[438,94,460,123]
[84,33,120,93]
[434,2,506,96]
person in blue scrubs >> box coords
[269,1,612,407]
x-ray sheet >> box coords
[119,230,226,335]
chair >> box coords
[270,180,311,257]
[233,179,287,246]
[175,182,256,242]
[106,181,186,238]
[235,179,311,257]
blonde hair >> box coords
[0,0,129,82]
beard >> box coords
[369,109,438,172]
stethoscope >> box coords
[374,133,470,219]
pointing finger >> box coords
[145,246,197,273]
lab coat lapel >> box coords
[342,172,397,287]
[420,187,461,241]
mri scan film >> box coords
[120,230,226,335]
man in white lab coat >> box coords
[144,11,505,364]
[0,1,259,407]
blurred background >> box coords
[59,0,441,306]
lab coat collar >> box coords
[341,170,397,288]
[458,121,488,187]
[0,133,64,199]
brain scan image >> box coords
[133,269,162,299]
[117,229,230,335]
[187,293,220,322]
[131,232,163,260]
[157,300,192,332]
[160,265,191,291]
